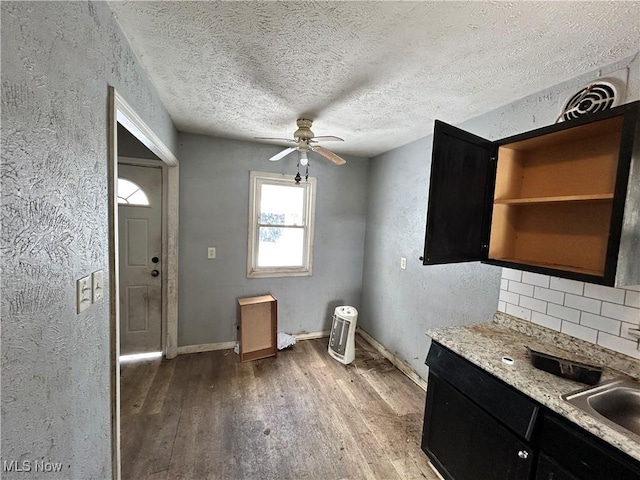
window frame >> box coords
[247,171,316,278]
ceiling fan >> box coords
[256,118,347,166]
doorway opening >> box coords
[118,161,163,356]
[108,87,179,479]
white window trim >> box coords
[247,171,316,278]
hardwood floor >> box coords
[120,335,439,480]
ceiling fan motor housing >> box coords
[294,118,314,140]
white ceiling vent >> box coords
[558,78,624,122]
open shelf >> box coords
[490,257,604,278]
[488,201,613,277]
[487,114,626,278]
[493,115,623,202]
[494,193,614,205]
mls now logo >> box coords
[3,460,63,473]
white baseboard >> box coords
[177,341,236,355]
[294,330,330,341]
[356,327,427,391]
[177,331,329,355]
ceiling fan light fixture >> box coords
[259,118,346,168]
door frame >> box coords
[108,86,179,480]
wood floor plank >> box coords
[141,355,180,415]
[121,335,438,480]
[120,359,158,421]
[123,355,191,479]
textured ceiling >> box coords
[109,1,640,157]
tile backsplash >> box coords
[498,269,640,359]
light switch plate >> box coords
[92,270,104,303]
[77,275,92,313]
[400,257,407,270]
[208,247,216,259]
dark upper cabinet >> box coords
[423,121,496,264]
[423,101,640,287]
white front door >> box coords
[118,163,163,355]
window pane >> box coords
[257,227,304,267]
[128,190,149,205]
[259,184,304,225]
[117,178,149,206]
[118,178,138,198]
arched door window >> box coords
[117,178,149,206]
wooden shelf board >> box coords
[492,257,603,277]
[501,115,624,151]
[494,194,614,205]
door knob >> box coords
[152,256,159,263]
[517,450,529,460]
[151,269,159,277]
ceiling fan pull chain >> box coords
[305,165,309,183]
[295,163,302,185]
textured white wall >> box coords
[1,2,177,477]
[361,53,640,380]
[177,134,369,346]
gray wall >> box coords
[1,2,177,478]
[361,139,501,379]
[118,124,162,160]
[178,134,369,346]
[360,53,639,381]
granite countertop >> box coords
[427,312,640,463]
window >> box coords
[117,178,149,206]
[247,171,316,278]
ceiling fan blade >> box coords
[269,147,297,161]
[311,136,344,142]
[255,137,297,143]
[313,146,347,165]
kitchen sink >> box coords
[562,377,640,437]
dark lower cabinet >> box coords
[422,372,534,480]
[535,454,579,480]
[539,414,640,480]
[422,341,640,480]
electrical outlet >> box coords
[92,270,104,303]
[208,247,216,259]
[400,257,407,270]
[77,275,92,313]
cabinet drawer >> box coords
[540,414,640,480]
[426,342,538,439]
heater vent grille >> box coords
[559,80,620,122]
